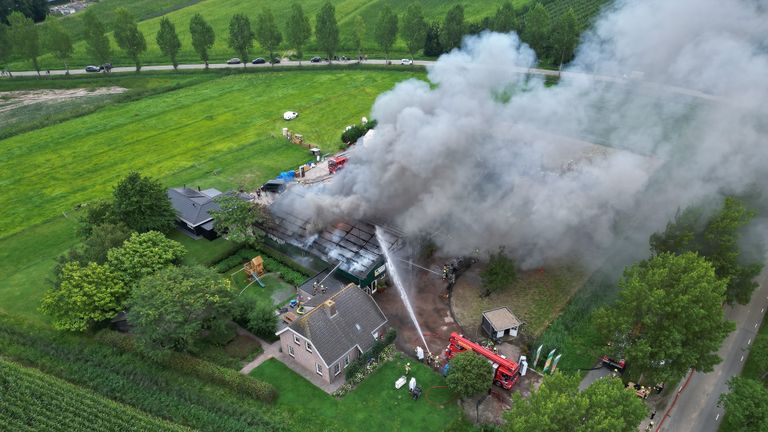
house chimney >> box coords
[325,300,337,318]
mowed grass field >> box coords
[21,0,528,70]
[0,68,424,321]
[250,357,460,432]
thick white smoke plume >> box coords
[279,0,768,268]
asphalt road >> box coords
[656,269,768,432]
[3,59,724,103]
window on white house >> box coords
[306,341,313,352]
[316,363,323,376]
[344,354,350,367]
[293,334,300,345]
[334,363,341,376]
[288,345,295,357]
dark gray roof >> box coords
[290,284,387,365]
[167,188,222,227]
[298,269,348,307]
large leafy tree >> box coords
[747,332,768,379]
[480,248,517,297]
[1,0,47,23]
[286,3,311,65]
[127,265,234,356]
[53,222,133,285]
[45,19,73,72]
[41,262,126,332]
[106,231,185,287]
[446,352,493,398]
[374,6,398,62]
[156,16,181,70]
[423,22,442,56]
[551,7,579,67]
[79,200,117,237]
[189,13,215,67]
[401,5,426,59]
[351,15,365,59]
[210,194,265,246]
[0,22,11,70]
[650,196,762,304]
[113,7,146,71]
[439,5,464,51]
[7,11,40,74]
[82,9,111,65]
[523,3,550,57]
[505,373,646,432]
[594,252,735,384]
[256,8,282,65]
[112,172,177,234]
[228,13,254,66]
[493,2,516,33]
[315,1,339,61]
[719,377,768,432]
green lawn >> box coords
[227,266,295,308]
[18,0,530,70]
[167,229,240,266]
[250,356,460,432]
[0,69,423,323]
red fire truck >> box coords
[328,156,348,174]
[444,332,521,390]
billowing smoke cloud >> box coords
[278,0,768,268]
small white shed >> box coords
[481,307,521,340]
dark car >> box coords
[85,65,102,72]
[270,58,281,64]
[226,58,241,65]
[310,57,321,63]
[252,57,266,64]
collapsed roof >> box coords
[266,205,401,279]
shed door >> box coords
[496,330,505,338]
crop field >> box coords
[23,0,532,70]
[0,358,192,432]
[0,68,423,321]
[0,315,313,431]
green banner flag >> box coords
[542,349,556,373]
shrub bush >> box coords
[246,305,279,342]
[345,328,396,380]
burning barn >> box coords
[263,206,402,294]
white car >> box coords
[400,59,413,65]
[283,111,299,120]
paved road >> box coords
[3,59,724,103]
[656,269,768,432]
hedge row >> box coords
[345,328,397,380]
[96,330,277,403]
[0,315,303,432]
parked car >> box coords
[310,57,322,63]
[226,58,241,65]
[401,59,413,65]
[283,111,299,120]
[252,57,266,64]
[85,65,102,72]
[270,58,281,64]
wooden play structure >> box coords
[234,256,266,295]
[244,256,264,279]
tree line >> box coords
[0,1,584,73]
[443,195,764,431]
